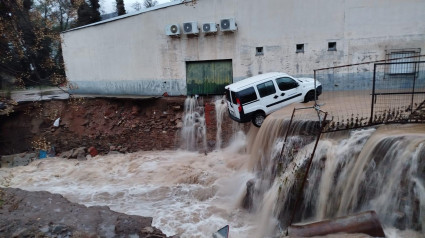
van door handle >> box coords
[281,93,285,96]
[273,95,278,99]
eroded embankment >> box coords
[0,96,239,156]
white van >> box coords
[224,72,322,127]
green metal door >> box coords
[186,60,233,95]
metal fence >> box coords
[371,61,425,124]
[313,55,424,132]
[278,55,425,229]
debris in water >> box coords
[288,210,386,237]
[212,225,229,238]
[53,118,60,127]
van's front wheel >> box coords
[252,112,265,127]
[303,91,316,103]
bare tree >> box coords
[131,1,142,11]
[143,0,157,8]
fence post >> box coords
[279,107,296,159]
[410,62,418,118]
[313,70,314,106]
[370,63,377,124]
[288,112,328,227]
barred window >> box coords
[386,49,420,75]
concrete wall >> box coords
[61,0,425,96]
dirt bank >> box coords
[0,96,243,156]
[0,187,174,237]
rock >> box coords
[13,153,37,167]
[131,106,139,115]
[110,145,116,151]
[172,105,181,111]
[176,121,183,128]
[70,147,86,160]
[0,188,168,238]
[114,214,153,235]
[242,179,256,210]
[60,150,73,159]
[0,153,37,168]
[88,146,98,157]
[77,154,86,161]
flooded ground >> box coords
[1,124,424,237]
[0,147,258,237]
[1,95,424,237]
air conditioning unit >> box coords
[183,22,199,35]
[220,18,237,32]
[165,24,180,36]
[202,23,217,33]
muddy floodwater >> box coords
[1,127,424,237]
[0,146,258,237]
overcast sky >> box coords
[101,0,171,14]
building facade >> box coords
[61,0,425,96]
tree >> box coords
[143,0,157,9]
[76,0,101,26]
[116,0,126,16]
[0,0,81,88]
[131,2,142,11]
[88,0,101,21]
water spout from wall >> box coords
[180,96,207,152]
[214,96,228,150]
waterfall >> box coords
[246,120,425,236]
[214,96,228,150]
[180,96,207,152]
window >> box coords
[296,44,304,53]
[256,47,264,56]
[231,90,237,104]
[276,77,299,91]
[328,42,336,51]
[386,50,420,75]
[237,87,258,104]
[225,89,231,102]
[257,81,276,98]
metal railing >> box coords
[312,55,425,132]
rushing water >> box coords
[215,96,228,150]
[181,96,207,152]
[1,105,424,238]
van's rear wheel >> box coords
[303,91,315,103]
[252,112,265,127]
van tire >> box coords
[303,91,315,103]
[252,112,266,127]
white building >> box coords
[61,0,425,96]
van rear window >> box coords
[231,91,237,104]
[237,87,258,104]
[225,89,231,102]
